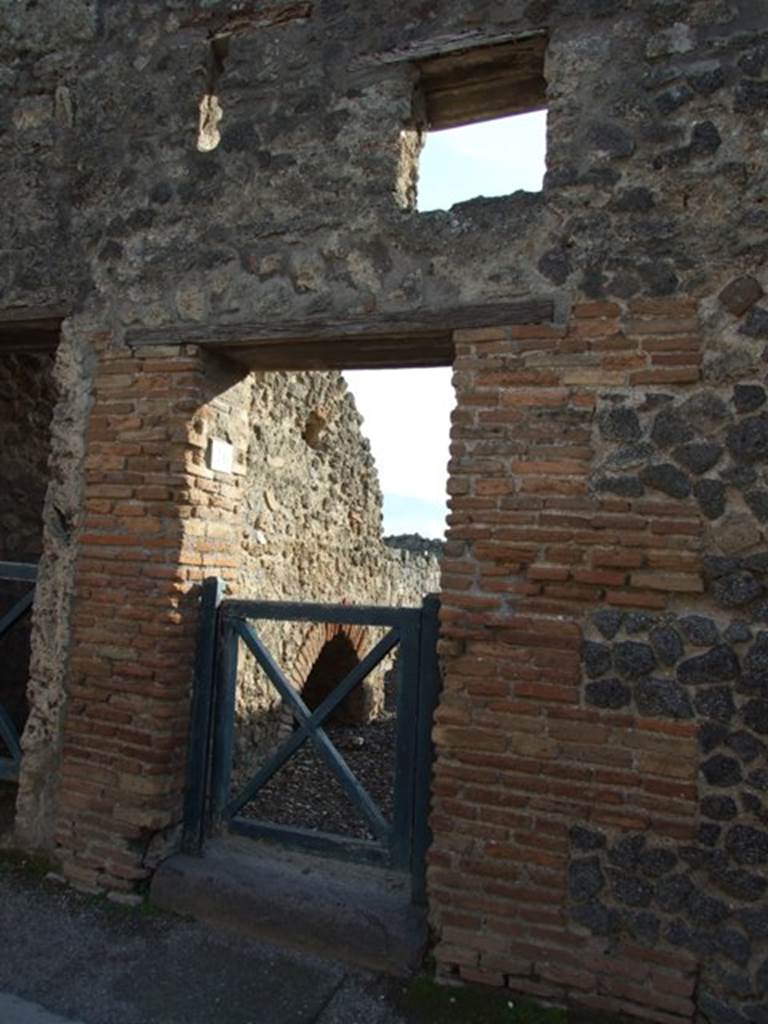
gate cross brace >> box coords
[229,619,396,840]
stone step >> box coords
[151,836,427,975]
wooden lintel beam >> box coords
[126,299,554,355]
[181,2,312,35]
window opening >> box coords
[409,35,548,211]
[417,110,547,212]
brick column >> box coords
[54,340,249,892]
[431,301,704,1022]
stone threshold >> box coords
[151,835,428,975]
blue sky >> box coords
[344,110,547,539]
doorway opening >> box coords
[0,319,60,843]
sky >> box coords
[344,110,548,539]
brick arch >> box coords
[290,622,373,725]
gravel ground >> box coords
[241,686,398,840]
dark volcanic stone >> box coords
[624,612,655,634]
[743,699,768,734]
[711,571,764,608]
[700,721,729,753]
[595,475,645,497]
[639,462,691,499]
[727,414,768,462]
[677,645,739,685]
[713,864,768,901]
[655,84,693,115]
[720,278,764,318]
[744,633,768,679]
[742,793,763,815]
[614,641,657,680]
[725,824,768,865]
[698,992,751,1024]
[627,910,660,944]
[672,441,722,475]
[756,959,768,998]
[690,121,722,157]
[592,609,624,640]
[655,873,693,913]
[697,823,721,847]
[650,625,684,666]
[538,248,571,285]
[747,768,768,791]
[651,407,693,449]
[740,306,768,339]
[701,795,738,821]
[569,857,605,901]
[679,615,720,646]
[571,899,620,935]
[586,678,631,709]
[719,462,758,488]
[733,383,767,412]
[598,406,642,442]
[688,890,729,927]
[745,553,768,574]
[717,930,752,969]
[635,678,693,719]
[694,686,736,722]
[740,905,768,939]
[701,754,743,786]
[607,834,645,870]
[724,621,753,645]
[681,391,730,435]
[605,442,655,469]
[726,730,765,763]
[569,826,606,851]
[735,80,768,114]
[690,67,725,96]
[745,489,768,523]
[611,871,653,908]
[583,640,612,678]
[612,187,654,212]
[638,847,677,877]
[589,120,635,159]
[739,45,768,76]
[149,181,174,205]
[694,478,727,520]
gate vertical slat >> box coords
[411,594,441,906]
[182,576,224,853]
[390,612,421,871]
[210,616,239,825]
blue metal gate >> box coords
[183,578,440,899]
[0,562,38,782]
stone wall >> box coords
[1,2,768,1021]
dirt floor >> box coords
[242,680,398,840]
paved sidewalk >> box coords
[0,861,407,1024]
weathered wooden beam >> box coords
[0,307,65,352]
[181,2,312,35]
[351,30,547,70]
[127,299,553,351]
[418,36,547,130]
